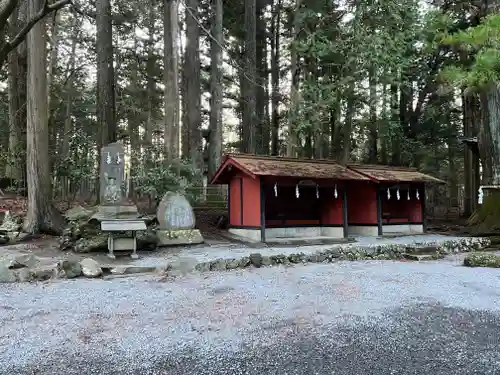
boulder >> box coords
[464,252,500,268]
[110,265,157,275]
[30,265,58,281]
[57,260,82,278]
[136,230,159,250]
[0,264,16,283]
[0,211,21,232]
[64,206,95,222]
[74,234,108,253]
[249,253,263,268]
[156,229,203,247]
[1,254,39,269]
[80,258,103,278]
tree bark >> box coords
[61,15,80,200]
[330,98,342,159]
[485,85,500,184]
[96,0,116,146]
[6,1,26,185]
[164,0,180,161]
[463,92,480,216]
[0,0,70,68]
[24,0,64,234]
[241,0,257,154]
[207,0,223,180]
[46,10,60,123]
[144,0,156,149]
[368,66,378,163]
[390,79,401,165]
[184,0,202,171]
[342,87,355,165]
[286,0,301,157]
[255,0,267,154]
[270,0,280,156]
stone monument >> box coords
[93,142,146,259]
[156,192,203,246]
[93,142,138,220]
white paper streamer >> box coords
[295,184,299,198]
[478,186,483,204]
[396,188,400,200]
[416,189,420,200]
[316,185,319,199]
[274,183,278,197]
[387,188,391,199]
[334,184,338,199]
[407,190,410,200]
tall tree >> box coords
[241,0,256,154]
[207,0,223,180]
[6,1,27,184]
[144,0,156,148]
[164,0,179,160]
[269,0,281,156]
[24,0,64,233]
[184,0,202,170]
[0,0,69,68]
[96,0,116,146]
[286,0,301,157]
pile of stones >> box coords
[58,206,158,253]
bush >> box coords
[463,252,500,268]
[131,147,202,204]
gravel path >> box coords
[1,259,500,374]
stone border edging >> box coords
[191,237,491,273]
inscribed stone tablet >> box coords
[100,142,126,205]
[157,192,195,230]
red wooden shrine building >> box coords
[210,154,444,242]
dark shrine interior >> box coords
[381,186,419,222]
[264,184,321,223]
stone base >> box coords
[382,224,423,235]
[107,236,139,259]
[347,225,379,236]
[156,229,204,246]
[92,205,139,221]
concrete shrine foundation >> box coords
[229,226,345,243]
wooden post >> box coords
[421,184,427,232]
[260,179,266,242]
[240,178,243,225]
[342,185,348,238]
[377,186,383,236]
[227,181,231,225]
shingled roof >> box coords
[347,164,444,183]
[210,154,369,184]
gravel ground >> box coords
[1,259,500,374]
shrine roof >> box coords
[347,164,445,183]
[210,154,369,184]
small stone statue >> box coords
[103,174,121,204]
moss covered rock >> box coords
[463,252,500,268]
[467,189,500,235]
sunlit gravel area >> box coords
[1,258,500,374]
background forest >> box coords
[0,0,498,233]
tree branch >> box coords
[0,0,70,67]
[0,0,18,28]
